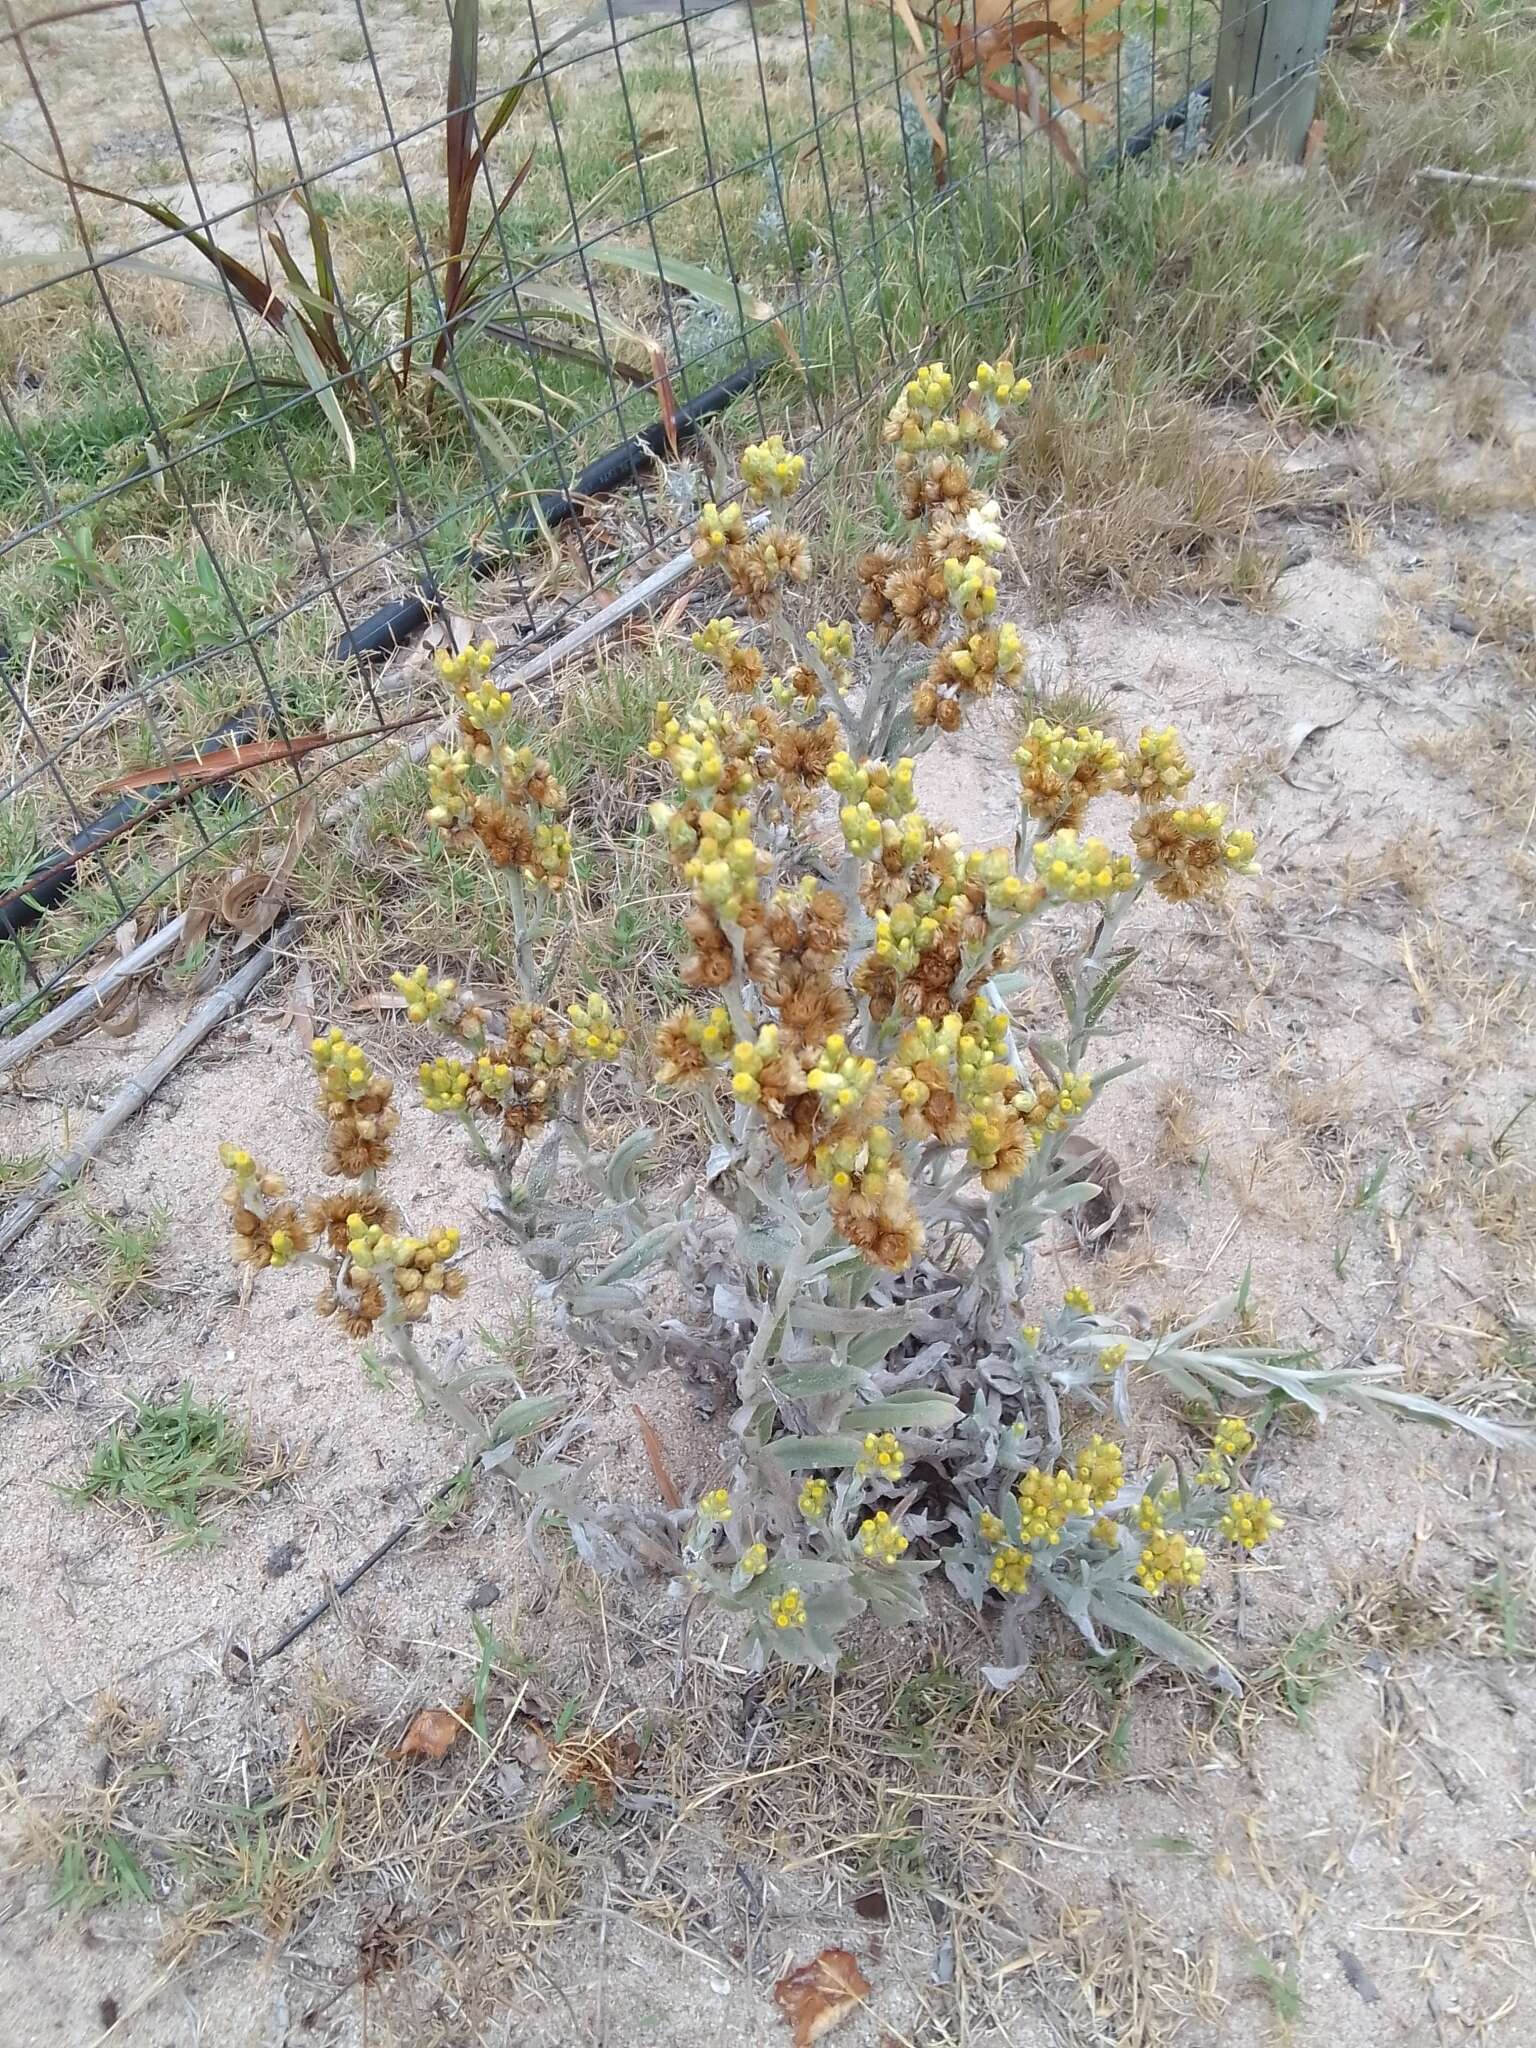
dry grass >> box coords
[999,367,1299,615]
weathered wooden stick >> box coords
[0,921,292,1256]
[0,913,189,1073]
[1414,165,1536,195]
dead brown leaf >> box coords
[530,1722,640,1813]
[390,1697,473,1762]
[773,1948,872,2047]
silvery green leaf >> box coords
[1028,1179,1103,1216]
[705,1141,742,1184]
[852,1392,961,1431]
[764,1433,865,1469]
[567,1282,642,1315]
[593,1220,687,1288]
[604,1128,654,1199]
[981,1660,1034,1690]
[788,1292,956,1336]
[737,1229,794,1267]
[480,1394,566,1465]
[1090,1584,1240,1692]
[712,1281,754,1324]
[774,1363,862,1398]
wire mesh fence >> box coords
[1,0,1228,1030]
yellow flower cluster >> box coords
[419,1055,471,1114]
[1016,1465,1092,1544]
[698,1488,732,1523]
[1136,1531,1207,1594]
[691,499,748,564]
[1221,1492,1284,1550]
[1014,720,1127,827]
[871,900,943,974]
[391,964,484,1042]
[1099,1341,1128,1373]
[730,1023,786,1105]
[978,1508,1006,1546]
[740,1541,769,1577]
[857,1430,906,1482]
[1214,1415,1256,1460]
[434,638,495,692]
[804,1036,880,1119]
[883,361,958,452]
[770,1587,807,1629]
[648,696,754,799]
[1075,1435,1124,1507]
[942,552,998,622]
[345,1221,464,1316]
[425,745,475,832]
[969,360,1026,406]
[807,619,854,668]
[944,622,1025,686]
[741,433,805,503]
[567,992,627,1062]
[989,1544,1032,1594]
[963,845,1042,917]
[653,1004,733,1086]
[1131,803,1259,903]
[858,1510,909,1565]
[683,811,764,920]
[1032,830,1136,903]
[691,616,766,697]
[311,1027,379,1104]
[1132,726,1194,803]
[798,1477,831,1519]
[1063,1286,1094,1313]
[826,752,917,818]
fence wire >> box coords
[1,0,1224,1029]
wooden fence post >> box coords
[1211,0,1334,162]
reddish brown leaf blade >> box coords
[630,1403,683,1509]
[92,733,338,796]
[774,1949,872,2047]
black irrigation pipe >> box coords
[0,710,254,945]
[0,357,769,969]
[335,356,768,662]
[1104,79,1212,170]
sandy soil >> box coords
[2,385,1535,2046]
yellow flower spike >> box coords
[1032,829,1136,903]
[808,619,854,667]
[698,1488,732,1524]
[1075,1435,1124,1508]
[1136,1531,1207,1595]
[856,1430,906,1481]
[741,433,806,504]
[770,1587,808,1630]
[798,1477,831,1520]
[1213,1415,1256,1462]
[740,1542,769,1578]
[1221,1492,1284,1551]
[942,551,999,622]
[1063,1286,1093,1314]
[567,993,627,1062]
[419,1056,471,1115]
[989,1544,1032,1594]
[691,500,748,564]
[1132,725,1194,803]
[857,1510,909,1566]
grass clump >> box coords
[70,1385,282,1545]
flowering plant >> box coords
[224,365,1527,1685]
